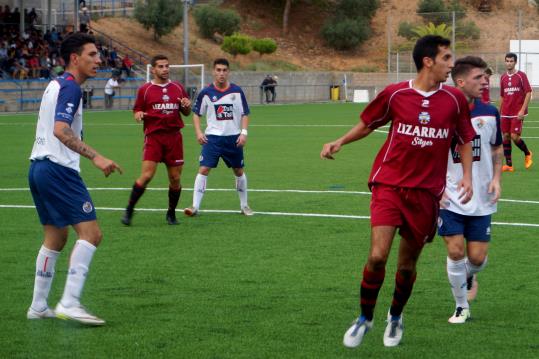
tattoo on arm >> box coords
[60,126,97,160]
[493,148,503,168]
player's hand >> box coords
[179,97,191,109]
[92,155,123,177]
[488,180,501,204]
[320,141,342,160]
[517,110,525,120]
[196,131,207,145]
[236,134,247,147]
[439,192,450,209]
[134,111,146,123]
[457,177,473,204]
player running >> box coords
[321,35,476,348]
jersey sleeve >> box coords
[454,92,476,144]
[491,108,502,146]
[193,89,207,116]
[499,75,505,98]
[239,88,250,116]
[55,81,82,124]
[360,86,392,129]
[521,72,532,93]
[133,85,146,112]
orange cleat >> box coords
[502,165,514,172]
[525,151,533,169]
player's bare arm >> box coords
[192,114,207,144]
[320,120,373,159]
[236,115,249,147]
[456,141,473,204]
[518,92,532,119]
[179,97,192,116]
[488,144,503,203]
[134,111,146,123]
[54,121,123,177]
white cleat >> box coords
[343,316,373,348]
[27,306,55,319]
[448,307,471,324]
[241,206,254,216]
[184,206,198,217]
[383,312,404,347]
[467,274,478,301]
[55,303,105,326]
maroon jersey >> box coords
[133,81,189,135]
[361,81,476,197]
[481,76,490,103]
[499,70,532,118]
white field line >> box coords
[0,204,538,227]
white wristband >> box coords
[241,129,248,136]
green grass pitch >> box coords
[1,102,538,358]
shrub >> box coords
[193,5,241,39]
[417,0,449,24]
[321,17,371,50]
[335,0,380,20]
[456,20,480,40]
[221,33,252,57]
[412,22,452,39]
[252,38,277,56]
[134,0,183,40]
[398,21,416,40]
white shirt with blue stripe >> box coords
[30,72,83,172]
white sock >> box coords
[447,257,468,309]
[235,173,248,208]
[30,245,60,311]
[60,239,96,308]
[192,174,207,210]
[465,256,488,277]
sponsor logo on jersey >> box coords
[504,86,521,95]
[397,123,449,139]
[214,104,234,121]
[418,111,430,124]
[82,201,93,213]
[152,103,179,110]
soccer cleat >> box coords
[184,206,198,217]
[383,312,404,347]
[448,307,471,324]
[502,165,514,172]
[241,206,254,216]
[166,210,179,225]
[343,315,373,348]
[55,302,105,326]
[467,274,478,301]
[27,306,55,319]
[525,151,533,169]
[121,208,134,226]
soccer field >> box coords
[1,102,538,358]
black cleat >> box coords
[166,210,179,225]
[121,208,133,226]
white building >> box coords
[510,40,539,86]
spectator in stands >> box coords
[83,84,94,109]
[121,54,133,78]
[260,74,277,103]
[27,53,39,78]
[104,73,120,109]
[109,47,118,68]
[28,8,38,25]
[80,7,91,33]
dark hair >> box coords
[412,35,451,71]
[485,67,493,76]
[60,33,96,66]
[151,54,168,67]
[505,52,517,62]
[213,58,229,68]
[451,56,487,83]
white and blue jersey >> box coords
[445,99,502,216]
[30,72,83,172]
[193,83,250,136]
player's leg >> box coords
[122,160,158,225]
[232,167,252,215]
[501,118,513,170]
[55,220,105,326]
[28,225,68,319]
[463,215,491,302]
[222,135,252,215]
[165,164,183,225]
[510,121,533,169]
[343,225,396,348]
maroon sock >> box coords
[515,139,530,156]
[503,140,513,166]
[389,270,417,317]
[168,186,181,212]
[360,266,386,321]
[127,182,146,212]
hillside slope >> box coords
[92,0,539,71]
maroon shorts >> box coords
[501,117,523,135]
[370,184,439,249]
[143,131,184,166]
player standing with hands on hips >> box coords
[27,33,122,325]
[184,58,253,217]
[321,35,476,348]
[121,55,191,226]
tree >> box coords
[282,0,293,35]
[134,0,183,41]
[221,33,252,57]
[252,38,278,56]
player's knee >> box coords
[511,134,520,142]
[396,268,415,280]
[468,255,487,268]
[447,246,465,260]
[199,167,210,176]
[85,228,103,247]
[367,255,387,271]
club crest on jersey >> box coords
[211,96,218,102]
[421,99,429,108]
[66,102,74,114]
[214,104,234,121]
[476,118,485,128]
[163,88,167,93]
[418,111,431,124]
[82,201,93,213]
[162,94,170,102]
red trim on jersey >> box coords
[212,83,231,93]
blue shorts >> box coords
[437,209,491,242]
[29,159,96,227]
[199,134,244,168]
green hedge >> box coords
[193,5,240,39]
